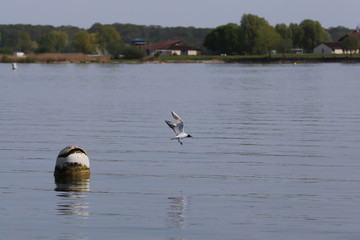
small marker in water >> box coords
[54,145,90,177]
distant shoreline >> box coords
[156,54,360,64]
[2,53,360,64]
[222,57,360,64]
[111,55,360,64]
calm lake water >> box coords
[1,62,360,239]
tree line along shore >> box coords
[0,14,359,63]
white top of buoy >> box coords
[56,145,90,169]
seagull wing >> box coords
[165,120,180,135]
[171,111,184,134]
[171,111,183,124]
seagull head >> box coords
[187,134,193,138]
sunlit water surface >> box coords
[1,63,360,239]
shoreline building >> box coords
[141,40,201,56]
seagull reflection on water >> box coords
[167,196,189,229]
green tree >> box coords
[40,32,57,52]
[341,36,360,55]
[89,33,100,54]
[40,31,68,53]
[52,31,68,52]
[288,23,304,48]
[17,31,37,53]
[275,23,293,54]
[276,24,290,39]
[299,19,325,51]
[257,24,281,57]
[239,14,269,54]
[323,31,332,42]
[98,26,122,55]
[107,39,123,58]
[122,45,146,59]
[73,30,95,54]
[203,23,240,54]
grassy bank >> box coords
[2,53,360,64]
[156,54,360,64]
[1,53,110,63]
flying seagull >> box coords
[165,111,193,145]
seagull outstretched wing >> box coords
[171,111,183,124]
[165,111,184,135]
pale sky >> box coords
[1,0,359,29]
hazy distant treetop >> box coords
[327,26,353,41]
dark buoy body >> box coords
[54,146,90,178]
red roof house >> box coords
[141,40,201,56]
[338,27,360,41]
[314,27,360,54]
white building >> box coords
[313,42,343,54]
[13,52,25,57]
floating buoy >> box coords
[161,61,165,64]
[12,63,17,70]
[54,146,90,178]
[293,62,297,66]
